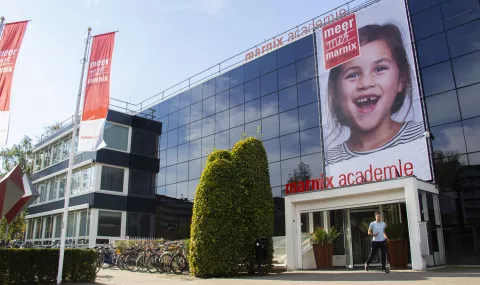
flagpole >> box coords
[57,27,91,285]
[0,17,5,36]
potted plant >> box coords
[386,219,409,269]
[309,226,341,269]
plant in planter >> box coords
[386,219,409,269]
[309,227,341,269]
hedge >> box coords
[0,248,97,284]
[232,138,274,272]
[189,152,244,277]
[189,138,274,277]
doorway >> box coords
[350,207,380,266]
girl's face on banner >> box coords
[335,40,404,132]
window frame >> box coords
[102,122,132,154]
[96,164,129,196]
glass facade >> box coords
[153,35,321,217]
[410,0,480,265]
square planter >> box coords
[312,243,333,269]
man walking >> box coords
[365,211,390,273]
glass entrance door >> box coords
[350,207,380,265]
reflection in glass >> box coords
[190,120,202,140]
[159,116,168,134]
[261,92,279,118]
[431,122,467,154]
[230,104,245,128]
[169,96,179,114]
[278,63,297,90]
[190,139,202,160]
[441,0,480,29]
[245,121,261,138]
[447,19,480,58]
[216,90,230,113]
[177,181,189,200]
[177,143,189,163]
[281,157,301,185]
[157,185,166,195]
[301,153,323,179]
[295,35,314,61]
[203,79,215,99]
[177,162,189,182]
[159,133,167,151]
[279,85,298,112]
[280,109,299,136]
[412,6,444,40]
[189,159,202,180]
[159,150,166,168]
[179,90,191,109]
[167,129,178,148]
[416,33,450,68]
[263,138,280,163]
[216,73,230,94]
[458,83,480,119]
[215,110,230,133]
[168,111,179,131]
[281,132,300,160]
[269,162,282,187]
[421,61,455,96]
[202,116,215,137]
[166,147,177,166]
[166,165,177,184]
[166,184,176,197]
[215,130,229,150]
[178,107,190,127]
[426,91,461,127]
[297,79,318,106]
[277,40,296,68]
[202,135,215,157]
[262,115,280,140]
[230,125,244,149]
[203,96,216,117]
[299,103,320,130]
[230,65,245,87]
[157,168,166,186]
[230,84,245,107]
[296,56,316,83]
[157,101,169,118]
[191,84,203,104]
[245,98,261,123]
[452,51,480,88]
[178,125,189,145]
[245,59,260,82]
[260,51,277,75]
[463,117,480,153]
[300,127,322,155]
[190,101,202,122]
[245,78,261,102]
[188,179,200,201]
[408,0,438,15]
[261,71,278,96]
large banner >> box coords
[315,0,431,188]
[78,32,115,152]
[0,21,28,146]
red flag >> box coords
[0,21,28,146]
[78,32,115,152]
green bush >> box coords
[189,150,244,277]
[0,248,97,284]
[189,139,274,277]
[231,138,274,272]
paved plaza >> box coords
[78,267,480,285]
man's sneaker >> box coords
[383,267,390,273]
[365,263,369,271]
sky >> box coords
[1,0,362,147]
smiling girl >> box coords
[325,24,424,166]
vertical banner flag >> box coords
[0,21,28,146]
[78,32,115,152]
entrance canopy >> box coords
[285,176,442,271]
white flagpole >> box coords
[56,27,91,285]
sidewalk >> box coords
[76,267,480,285]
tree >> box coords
[287,161,312,184]
[0,136,34,241]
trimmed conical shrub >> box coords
[189,150,244,277]
[232,138,274,272]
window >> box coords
[58,175,66,198]
[177,143,189,163]
[245,98,261,123]
[279,86,298,112]
[431,122,467,154]
[166,165,177,184]
[421,61,455,96]
[297,78,318,106]
[426,91,461,126]
[43,148,51,169]
[202,135,214,157]
[79,211,89,237]
[281,157,300,186]
[278,63,297,90]
[215,130,229,150]
[230,84,245,107]
[178,125,189,145]
[131,128,158,158]
[179,90,191,109]
[215,110,230,133]
[188,179,199,201]
[245,78,261,102]
[261,71,278,96]
[216,90,229,113]
[245,59,260,81]
[458,83,480,119]
[177,162,189,182]
[178,107,190,127]
[300,127,322,155]
[54,215,62,238]
[48,180,56,201]
[296,56,316,83]
[463,117,480,153]
[447,20,480,58]
[177,181,188,200]
[67,212,76,237]
[189,159,201,180]
[191,84,203,104]
[34,153,42,171]
[97,211,122,237]
[167,129,178,148]
[269,162,281,187]
[259,51,277,75]
[189,139,202,160]
[280,109,299,136]
[412,6,444,40]
[190,120,202,141]
[262,114,280,140]
[168,111,179,130]
[44,216,52,239]
[295,35,314,61]
[277,40,296,68]
[416,33,450,68]
[280,132,300,160]
[409,0,439,14]
[230,65,245,87]
[452,51,480,88]
[299,103,320,130]
[230,104,245,128]
[441,0,480,29]
[263,138,280,163]
[39,183,46,203]
[104,122,129,151]
[202,116,215,137]
[51,143,60,164]
[157,101,169,118]
[229,126,244,149]
[261,92,279,118]
[190,101,202,122]
[100,166,125,192]
[168,96,179,114]
[130,170,155,195]
[203,96,215,117]
[203,79,215,99]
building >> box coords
[26,0,480,269]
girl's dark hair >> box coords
[327,24,412,140]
